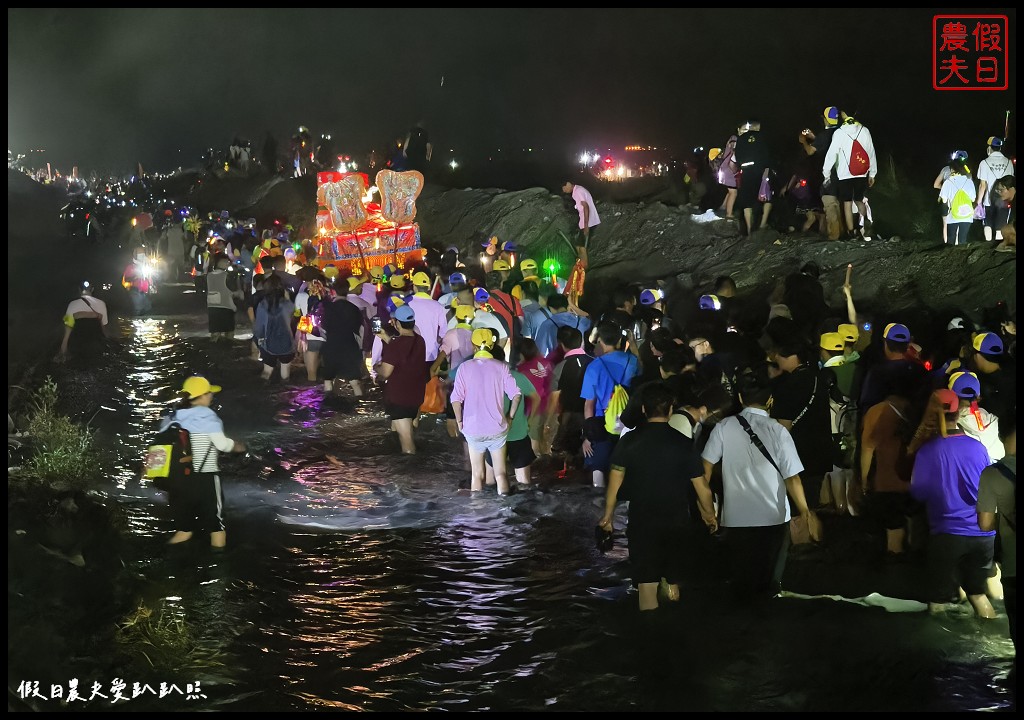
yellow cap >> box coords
[369,266,384,279]
[182,376,221,399]
[455,304,475,321]
[411,271,431,287]
[493,260,511,271]
[519,258,538,272]
[820,332,845,352]
[389,274,407,289]
[347,276,364,291]
[837,323,860,343]
[323,265,339,279]
[471,328,495,348]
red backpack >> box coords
[848,126,870,177]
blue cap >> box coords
[501,241,517,252]
[883,323,911,342]
[393,305,415,323]
[474,288,490,303]
[699,294,722,311]
[973,332,1004,356]
[449,272,467,286]
[948,371,981,399]
[639,289,663,306]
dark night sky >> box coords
[8,8,1016,179]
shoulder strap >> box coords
[737,415,783,478]
[791,372,819,428]
[618,355,633,385]
[992,460,1016,485]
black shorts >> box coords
[552,411,584,456]
[985,205,1012,230]
[67,317,105,358]
[735,167,766,210]
[926,532,995,602]
[168,472,225,534]
[386,403,420,420]
[626,523,688,586]
[485,436,536,469]
[584,436,617,474]
[864,491,915,530]
[208,307,236,333]
[837,177,869,202]
[260,349,295,366]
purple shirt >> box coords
[910,434,995,537]
[439,326,474,371]
[450,357,522,437]
[407,294,448,362]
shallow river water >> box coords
[8,284,1015,712]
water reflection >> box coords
[10,295,1016,713]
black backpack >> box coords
[143,414,194,490]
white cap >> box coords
[947,317,965,331]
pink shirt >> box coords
[451,357,522,437]
[571,185,601,229]
[518,356,553,415]
[407,293,448,361]
[439,326,474,371]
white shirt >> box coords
[939,174,978,220]
[447,309,508,340]
[701,407,804,528]
[977,151,1014,205]
[822,122,878,181]
[571,185,601,229]
[65,295,108,326]
[360,282,380,307]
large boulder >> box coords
[415,184,1016,321]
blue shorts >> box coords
[584,437,617,474]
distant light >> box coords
[449,159,459,170]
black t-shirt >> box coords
[859,358,928,415]
[320,296,364,346]
[610,423,704,529]
[783,272,827,336]
[734,130,771,171]
[406,127,430,164]
[557,353,593,413]
[979,365,1015,425]
[812,127,840,193]
[602,308,636,336]
[770,364,835,475]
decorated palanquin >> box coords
[314,169,425,272]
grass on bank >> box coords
[116,602,226,673]
[10,376,103,491]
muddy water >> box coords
[8,285,1015,712]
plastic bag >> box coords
[974,204,986,221]
[758,176,773,203]
[419,376,445,414]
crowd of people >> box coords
[684,108,1017,250]
[126,184,1013,640]
[51,132,1016,658]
